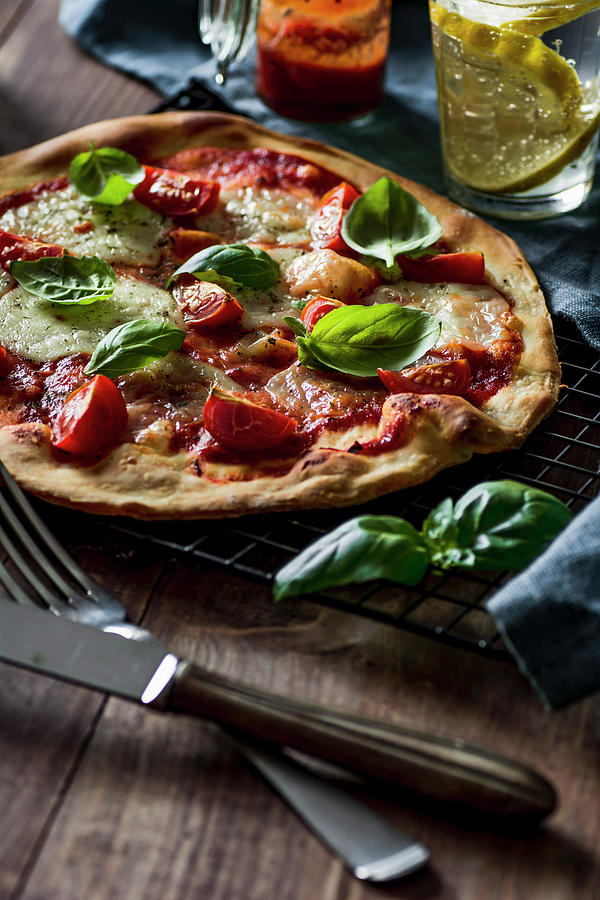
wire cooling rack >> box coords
[109,325,600,663]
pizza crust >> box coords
[0,112,560,519]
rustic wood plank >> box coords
[0,0,159,155]
[0,0,31,45]
[0,508,168,897]
[16,557,600,900]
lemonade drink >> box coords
[429,0,600,218]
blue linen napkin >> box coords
[59,0,600,707]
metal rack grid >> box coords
[111,326,600,662]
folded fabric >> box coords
[58,0,600,708]
[487,495,600,709]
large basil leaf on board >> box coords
[422,481,573,571]
[341,177,443,266]
[69,143,145,205]
[85,318,186,377]
[10,256,117,305]
[273,516,430,601]
[284,304,441,377]
[169,243,280,290]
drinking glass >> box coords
[429,0,600,219]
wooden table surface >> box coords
[1,3,599,898]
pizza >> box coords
[0,112,560,519]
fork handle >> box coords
[162,661,555,819]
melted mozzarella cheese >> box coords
[197,187,315,244]
[0,275,183,363]
[284,249,380,303]
[0,187,169,265]
[266,362,376,419]
[0,270,11,295]
[239,247,305,330]
[366,282,512,347]
[119,354,241,440]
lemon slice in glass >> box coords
[431,4,598,193]
[505,0,600,37]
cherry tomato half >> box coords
[378,359,472,396]
[203,387,297,453]
[170,228,222,262]
[397,251,485,285]
[310,182,359,254]
[172,274,244,329]
[133,166,220,217]
[0,230,64,270]
[300,295,346,332]
[52,375,128,456]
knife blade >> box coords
[0,600,178,703]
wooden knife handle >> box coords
[161,661,556,819]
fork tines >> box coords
[0,460,121,624]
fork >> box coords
[198,0,260,85]
[0,459,556,824]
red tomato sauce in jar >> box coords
[256,49,387,122]
[255,0,391,122]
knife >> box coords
[0,598,556,822]
[1,598,429,881]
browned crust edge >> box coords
[0,112,561,519]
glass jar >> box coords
[256,0,392,121]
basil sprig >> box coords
[341,177,442,267]
[283,304,441,378]
[69,143,145,205]
[169,243,280,291]
[10,255,116,305]
[85,318,185,377]
[273,481,572,601]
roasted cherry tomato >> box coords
[431,340,486,368]
[170,228,222,262]
[203,387,297,453]
[0,230,64,270]
[133,166,220,217]
[378,359,472,395]
[52,375,127,456]
[310,182,359,254]
[397,251,485,285]
[172,274,243,329]
[300,295,345,332]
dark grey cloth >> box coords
[59,0,600,707]
[487,496,600,708]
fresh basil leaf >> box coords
[422,480,572,571]
[273,516,430,601]
[283,316,307,340]
[10,255,117,305]
[69,143,145,205]
[285,304,441,377]
[169,243,280,290]
[84,318,185,377]
[341,177,443,267]
[282,315,328,371]
[186,269,241,293]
